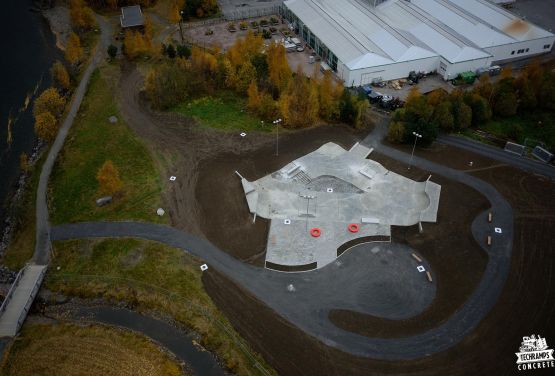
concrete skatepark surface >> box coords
[238,142,441,269]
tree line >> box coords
[388,63,555,146]
[145,32,368,128]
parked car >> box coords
[361,85,373,95]
[368,91,383,103]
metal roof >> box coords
[284,0,554,69]
[120,5,144,28]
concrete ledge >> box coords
[265,261,317,272]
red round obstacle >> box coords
[310,228,321,237]
[348,223,360,233]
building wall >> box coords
[341,57,440,87]
[441,57,493,80]
[485,36,555,64]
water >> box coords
[0,0,60,224]
[74,306,226,376]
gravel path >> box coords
[33,16,112,265]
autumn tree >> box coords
[34,112,58,141]
[452,99,472,130]
[388,120,406,143]
[539,73,555,111]
[267,42,291,93]
[96,160,123,196]
[51,61,71,90]
[70,0,96,30]
[19,153,30,173]
[169,0,185,23]
[247,81,261,112]
[33,88,66,118]
[432,101,454,131]
[318,71,341,121]
[493,78,518,117]
[464,93,491,126]
[107,44,118,59]
[236,61,257,94]
[279,67,319,128]
[65,32,84,65]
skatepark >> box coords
[237,142,441,270]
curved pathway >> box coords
[34,16,112,265]
[51,125,514,359]
[36,16,514,360]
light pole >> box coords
[408,131,422,169]
[179,11,184,44]
[273,118,282,156]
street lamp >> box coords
[408,131,422,169]
[179,11,184,44]
[273,118,282,156]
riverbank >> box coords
[40,298,225,375]
[42,5,71,51]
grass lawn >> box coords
[173,93,272,132]
[47,238,274,376]
[0,323,182,376]
[478,111,555,149]
[49,68,165,224]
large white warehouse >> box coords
[280,0,555,86]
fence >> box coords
[48,273,272,376]
[0,267,25,315]
[16,266,47,333]
[183,5,281,28]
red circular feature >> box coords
[348,223,360,233]
[310,228,321,237]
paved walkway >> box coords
[51,122,514,359]
[34,16,112,265]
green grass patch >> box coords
[49,68,165,224]
[478,111,555,149]
[47,239,274,376]
[173,93,272,132]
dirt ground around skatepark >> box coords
[203,148,555,376]
[118,65,554,375]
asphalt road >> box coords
[33,16,112,266]
[437,134,555,180]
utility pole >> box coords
[408,131,422,170]
[179,11,184,44]
[273,118,282,156]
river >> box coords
[0,0,60,227]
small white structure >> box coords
[120,5,144,29]
[417,265,426,272]
[240,132,247,137]
[200,264,209,271]
[169,176,176,181]
[156,208,165,216]
[495,227,503,234]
